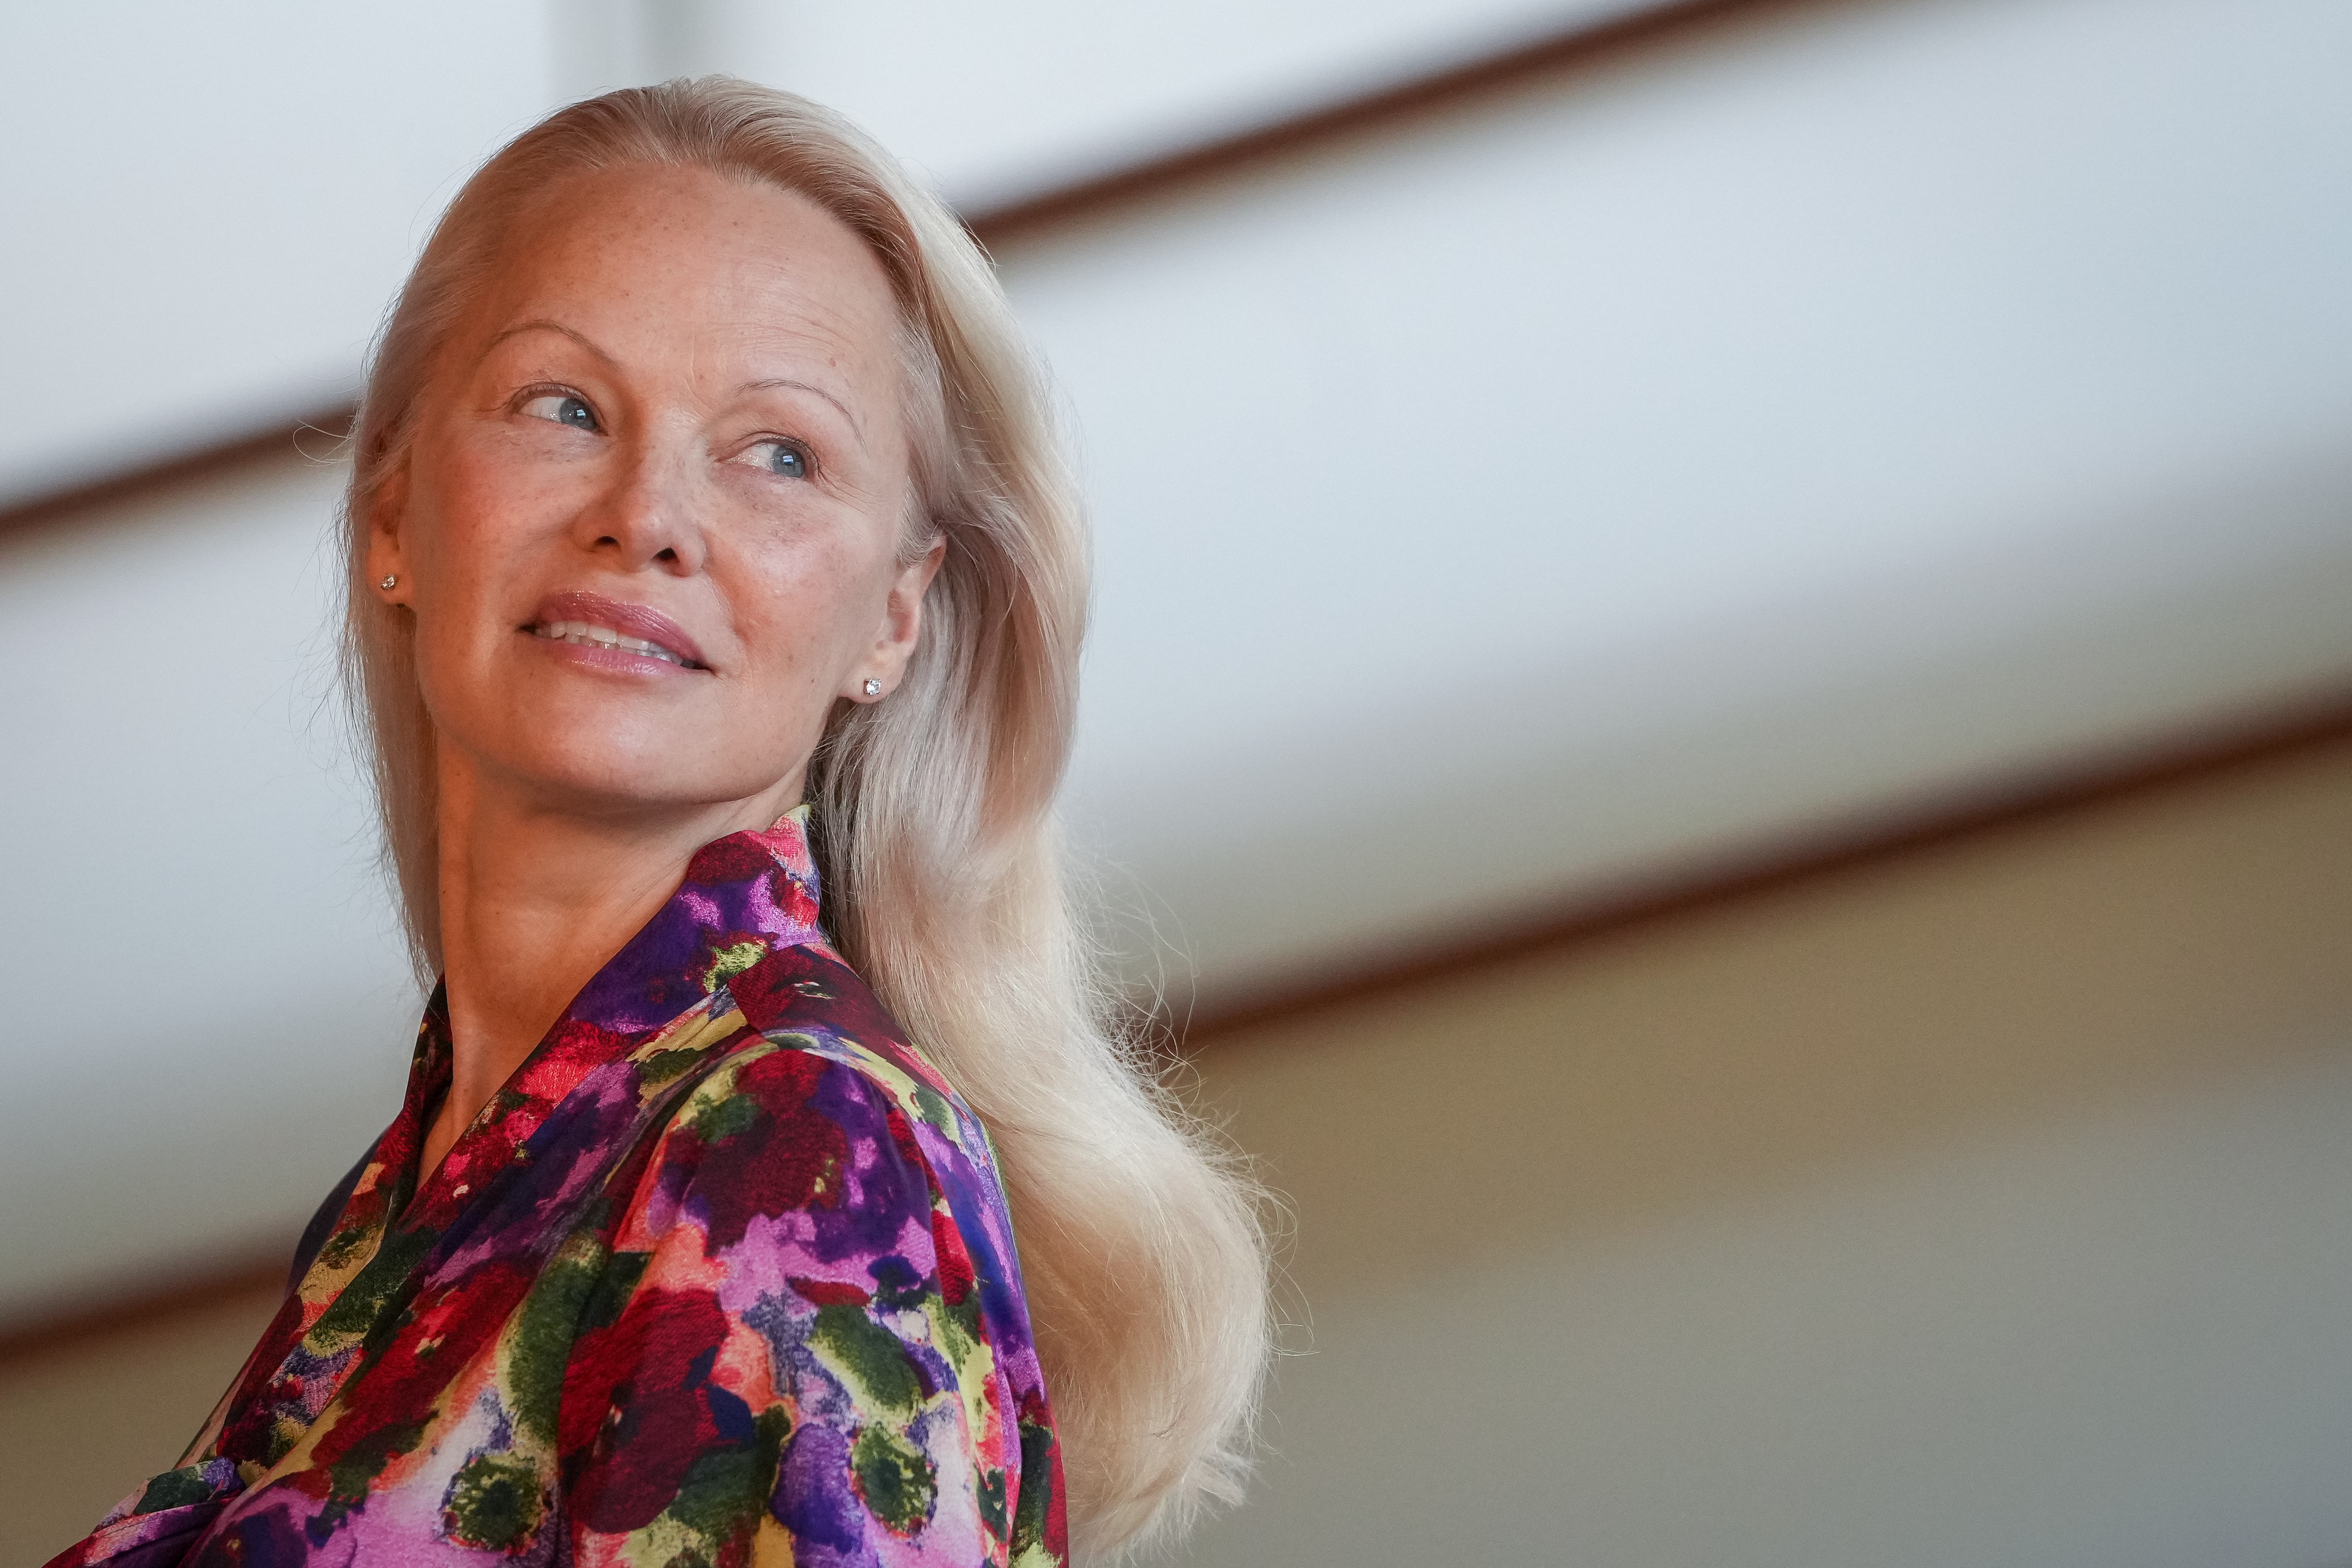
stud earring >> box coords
[380,574,397,590]
[863,679,883,698]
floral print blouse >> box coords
[50,807,1066,1567]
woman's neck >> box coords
[421,758,804,1176]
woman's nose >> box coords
[574,438,708,573]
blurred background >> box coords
[4,0,2351,1561]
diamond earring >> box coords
[863,679,883,698]
[380,574,397,590]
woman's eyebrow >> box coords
[478,318,618,368]
[477,321,862,436]
[739,376,863,438]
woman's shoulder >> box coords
[656,940,1000,1196]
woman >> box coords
[52,79,1267,1567]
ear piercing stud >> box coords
[380,575,397,590]
[863,679,883,698]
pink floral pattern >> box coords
[50,807,1065,1566]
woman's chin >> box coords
[431,660,803,821]
[462,728,775,819]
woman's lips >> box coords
[523,590,709,671]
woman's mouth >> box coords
[529,619,699,667]
[523,590,710,672]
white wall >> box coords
[1184,740,2352,1568]
[8,737,2349,1566]
[0,458,415,1317]
[0,2,553,506]
[647,0,1648,209]
[0,0,1603,506]
[4,12,2352,1560]
[5,0,2351,1324]
[1013,0,2352,996]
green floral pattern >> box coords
[49,808,1065,1567]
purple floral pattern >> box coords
[49,806,1066,1567]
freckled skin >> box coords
[378,164,936,815]
[363,165,946,1175]
[46,162,1074,1568]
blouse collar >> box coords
[390,804,831,1223]
[565,802,829,1032]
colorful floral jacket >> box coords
[50,808,1066,1567]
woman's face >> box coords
[372,163,938,821]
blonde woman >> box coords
[52,79,1266,1568]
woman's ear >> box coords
[846,536,947,702]
[365,463,413,605]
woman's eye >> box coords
[520,392,600,432]
[745,439,812,479]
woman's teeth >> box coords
[533,620,690,666]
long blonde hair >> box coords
[339,78,1268,1559]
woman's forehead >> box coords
[471,164,902,384]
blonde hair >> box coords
[338,78,1268,1560]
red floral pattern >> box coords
[48,807,1065,1567]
